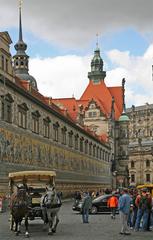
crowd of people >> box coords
[73,187,153,235]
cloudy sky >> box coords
[1,0,153,107]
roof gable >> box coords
[80,80,122,119]
[0,31,12,44]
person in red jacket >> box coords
[107,192,118,219]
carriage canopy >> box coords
[9,170,56,192]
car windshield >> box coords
[93,194,111,203]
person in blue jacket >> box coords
[118,188,132,235]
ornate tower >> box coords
[117,78,130,187]
[13,1,38,90]
[88,38,106,83]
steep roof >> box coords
[108,86,123,114]
[80,80,122,120]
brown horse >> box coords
[10,185,30,237]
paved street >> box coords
[0,201,152,240]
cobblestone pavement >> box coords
[0,201,152,240]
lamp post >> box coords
[112,170,117,189]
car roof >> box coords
[92,194,119,202]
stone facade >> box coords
[127,104,153,186]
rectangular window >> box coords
[1,95,13,123]
[43,120,50,138]
[1,55,4,70]
[1,100,4,120]
[6,59,8,73]
[75,135,78,150]
[32,116,39,134]
[80,138,83,152]
[53,125,59,142]
[146,174,150,182]
[18,108,27,129]
[61,129,67,144]
[93,145,96,157]
[89,143,92,155]
[85,141,88,154]
[131,174,135,182]
[68,132,73,147]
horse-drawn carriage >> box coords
[9,170,61,237]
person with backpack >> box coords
[135,188,152,231]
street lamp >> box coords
[112,170,117,189]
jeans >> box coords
[82,209,89,223]
[127,211,133,227]
[135,208,149,230]
[132,207,138,228]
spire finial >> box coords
[96,33,99,49]
[19,0,23,41]
[19,0,23,9]
[122,78,126,112]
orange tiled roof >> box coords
[80,80,122,120]
[108,86,123,114]
[52,98,79,121]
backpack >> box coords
[139,196,148,210]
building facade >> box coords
[127,104,153,186]
[0,9,112,196]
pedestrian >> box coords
[135,188,152,231]
[146,191,152,231]
[131,190,138,228]
[118,188,132,235]
[107,192,118,219]
[81,192,92,223]
[74,191,81,204]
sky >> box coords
[1,0,153,108]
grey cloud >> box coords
[1,0,153,47]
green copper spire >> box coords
[88,36,106,83]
